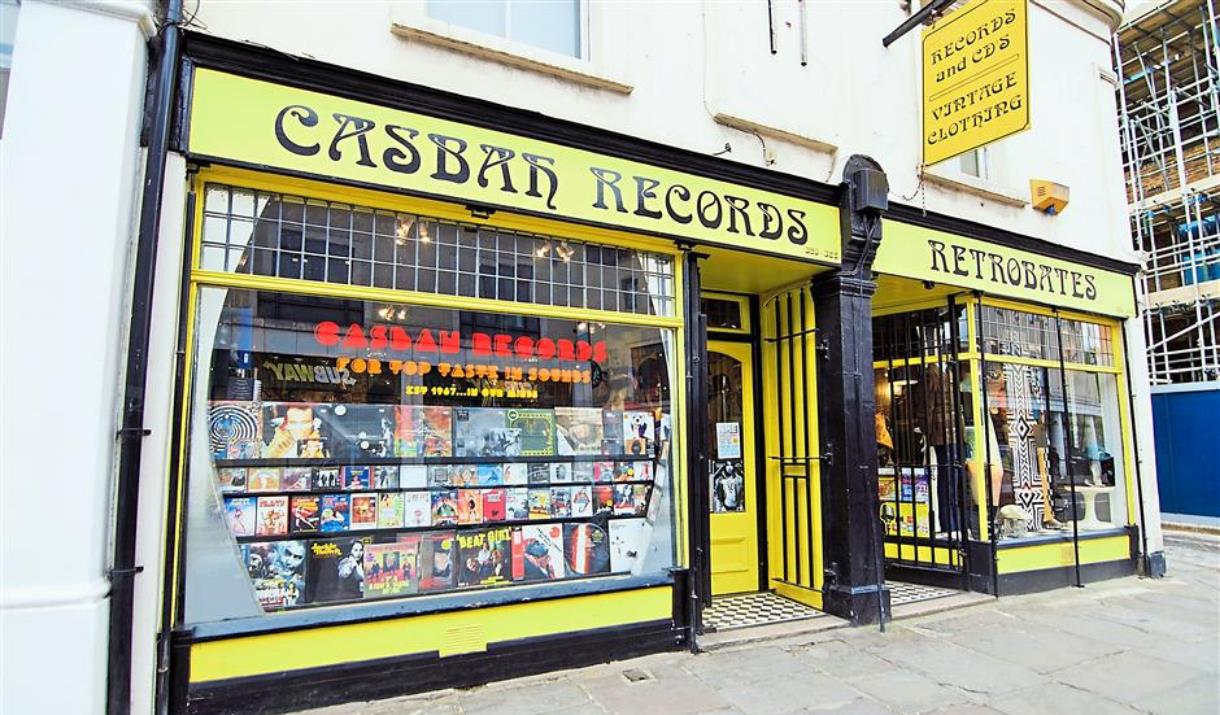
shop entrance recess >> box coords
[873,297,972,588]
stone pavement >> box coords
[299,534,1218,715]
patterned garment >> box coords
[1004,364,1044,529]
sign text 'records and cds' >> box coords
[187,69,841,263]
[922,0,1029,165]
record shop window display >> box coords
[182,188,679,625]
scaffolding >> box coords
[1114,0,1220,384]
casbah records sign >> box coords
[187,69,840,264]
[876,221,1136,318]
[922,0,1029,166]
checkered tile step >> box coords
[888,581,958,606]
[704,592,824,632]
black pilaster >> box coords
[680,246,710,641]
[813,156,891,625]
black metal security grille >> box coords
[872,301,971,578]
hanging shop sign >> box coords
[187,68,840,264]
[875,221,1137,317]
[922,0,1029,166]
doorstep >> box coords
[698,612,850,651]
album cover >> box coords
[216,467,247,494]
[563,521,611,577]
[399,465,428,489]
[646,485,664,523]
[312,467,342,491]
[572,462,594,483]
[417,531,457,592]
[247,467,281,493]
[570,486,593,517]
[601,410,624,455]
[431,490,459,526]
[252,519,294,564]
[377,492,405,529]
[454,408,522,457]
[592,486,615,514]
[304,537,369,604]
[505,408,556,456]
[457,527,513,587]
[527,463,551,485]
[659,413,673,462]
[342,465,371,491]
[622,411,655,457]
[427,465,452,488]
[631,484,651,516]
[373,466,400,490]
[554,406,604,456]
[261,402,328,459]
[528,488,552,519]
[280,467,312,492]
[316,403,396,460]
[483,488,507,522]
[208,400,262,459]
[394,405,454,457]
[363,538,419,598]
[612,484,636,515]
[290,495,321,533]
[517,524,565,581]
[450,465,479,487]
[592,462,617,483]
[246,540,307,610]
[612,463,636,482]
[506,488,529,521]
[319,494,351,532]
[549,487,572,517]
[711,459,746,513]
[403,492,432,527]
[632,461,654,482]
[502,463,529,486]
[476,464,503,487]
[457,489,484,524]
[549,462,573,483]
[225,496,257,536]
[609,519,650,574]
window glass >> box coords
[200,184,675,318]
[701,297,743,331]
[184,287,677,622]
[428,0,582,58]
[981,364,1127,540]
[0,0,19,138]
[980,306,1114,367]
[958,148,987,179]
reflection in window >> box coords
[981,307,1113,366]
[427,0,583,58]
[199,184,676,317]
[982,364,1126,540]
[184,287,677,622]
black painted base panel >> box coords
[884,563,972,592]
[996,558,1138,596]
[184,619,684,715]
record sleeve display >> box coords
[192,289,676,616]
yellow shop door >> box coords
[707,340,761,595]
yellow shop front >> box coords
[165,53,844,713]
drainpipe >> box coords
[106,1,183,712]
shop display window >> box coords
[182,287,677,623]
[980,308,1127,541]
[199,183,676,317]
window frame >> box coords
[171,164,689,637]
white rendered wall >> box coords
[190,0,1133,263]
[0,2,152,714]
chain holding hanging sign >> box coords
[922,0,1030,166]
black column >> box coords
[680,246,710,641]
[813,156,891,625]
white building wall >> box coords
[0,2,153,714]
[189,0,1131,260]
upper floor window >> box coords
[0,0,20,138]
[958,147,989,180]
[427,0,583,58]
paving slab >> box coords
[1052,649,1206,703]
[986,681,1134,715]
